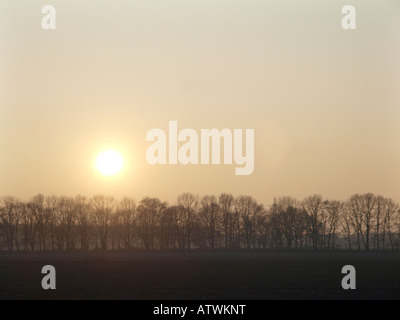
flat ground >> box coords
[0,251,398,300]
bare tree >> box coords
[45,195,60,250]
[347,193,377,251]
[341,206,353,250]
[159,205,180,249]
[199,195,221,249]
[23,202,37,251]
[90,195,115,251]
[395,209,400,251]
[116,197,136,249]
[0,196,23,251]
[219,193,234,249]
[373,196,385,250]
[29,194,49,251]
[293,209,310,249]
[59,196,78,250]
[272,197,298,249]
[384,200,400,250]
[253,204,267,249]
[324,200,342,250]
[177,193,199,249]
[75,195,92,251]
[235,195,260,249]
[302,194,324,250]
[137,197,167,250]
[230,204,242,249]
[0,191,398,252]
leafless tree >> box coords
[29,194,49,251]
[0,196,23,251]
[60,196,78,250]
[384,200,400,250]
[75,195,92,251]
[177,193,199,249]
[271,197,298,249]
[340,206,353,250]
[302,194,324,250]
[235,195,260,249]
[347,193,377,251]
[90,195,115,250]
[159,205,180,249]
[0,191,398,252]
[45,195,60,250]
[23,201,36,251]
[253,205,267,249]
[373,196,386,250]
[199,195,221,249]
[293,209,310,249]
[115,197,136,249]
[324,200,342,250]
[219,193,234,249]
[137,197,167,250]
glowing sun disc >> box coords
[96,150,124,175]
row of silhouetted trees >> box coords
[0,193,399,252]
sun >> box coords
[96,150,124,175]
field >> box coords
[0,251,398,300]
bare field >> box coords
[0,251,398,300]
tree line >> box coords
[0,192,399,252]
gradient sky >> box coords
[1,0,399,206]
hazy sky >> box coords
[1,0,399,206]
